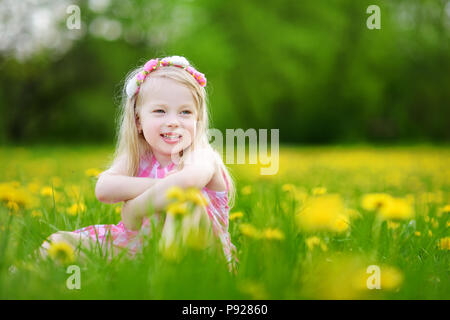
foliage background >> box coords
[0,0,449,145]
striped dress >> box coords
[73,153,238,269]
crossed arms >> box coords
[95,150,216,231]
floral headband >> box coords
[125,56,207,98]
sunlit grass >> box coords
[0,145,449,299]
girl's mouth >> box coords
[160,133,182,144]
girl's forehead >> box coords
[139,77,196,107]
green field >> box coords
[0,145,449,299]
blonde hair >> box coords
[111,58,236,208]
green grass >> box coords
[0,144,449,299]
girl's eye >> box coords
[153,109,165,113]
[181,110,192,115]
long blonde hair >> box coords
[111,58,236,208]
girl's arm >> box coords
[121,150,216,230]
[95,174,161,204]
[95,154,161,203]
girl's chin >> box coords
[152,145,183,156]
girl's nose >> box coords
[166,113,180,127]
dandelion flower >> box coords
[361,193,393,211]
[40,186,54,197]
[387,221,400,230]
[185,188,208,206]
[261,228,285,240]
[282,184,296,192]
[239,223,260,238]
[305,236,328,251]
[229,211,244,221]
[85,168,102,178]
[379,197,414,220]
[166,186,185,202]
[31,210,42,218]
[241,185,252,195]
[437,204,450,217]
[6,201,19,212]
[48,241,75,265]
[67,203,86,216]
[296,194,349,233]
[312,187,327,196]
[166,202,188,216]
[437,237,450,250]
[380,266,404,290]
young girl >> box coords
[40,55,238,271]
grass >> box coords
[0,144,449,299]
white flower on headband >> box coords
[165,55,190,67]
[126,77,139,98]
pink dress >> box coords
[73,153,238,268]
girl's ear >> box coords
[135,114,142,132]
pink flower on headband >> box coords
[136,72,145,83]
[186,66,207,87]
[144,59,159,72]
[160,58,171,67]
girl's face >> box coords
[136,77,198,164]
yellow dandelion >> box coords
[185,188,208,207]
[437,237,450,250]
[229,211,244,221]
[261,228,285,240]
[333,214,350,232]
[67,203,86,216]
[296,194,349,233]
[379,197,414,220]
[85,168,102,178]
[166,186,185,202]
[241,185,252,195]
[40,186,54,197]
[380,266,404,290]
[424,215,430,223]
[437,205,450,217]
[65,185,81,199]
[48,241,75,265]
[166,202,188,216]
[239,223,260,238]
[361,193,393,211]
[305,236,328,251]
[428,230,433,237]
[115,206,121,214]
[414,231,421,237]
[282,184,296,192]
[6,201,19,212]
[312,187,327,196]
[431,219,439,229]
[31,210,43,218]
[387,221,400,230]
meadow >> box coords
[0,145,449,299]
